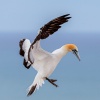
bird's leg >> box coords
[49,79,57,83]
[45,77,58,87]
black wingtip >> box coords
[27,84,37,96]
[66,17,72,19]
[62,14,71,17]
[65,14,70,16]
[31,13,71,45]
[19,49,25,56]
[62,14,70,17]
[23,59,31,69]
[61,14,72,20]
[19,39,26,57]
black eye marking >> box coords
[72,49,78,52]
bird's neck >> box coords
[52,47,69,60]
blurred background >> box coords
[0,0,100,100]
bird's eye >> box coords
[72,49,78,52]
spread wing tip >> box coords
[31,14,71,45]
[63,14,72,21]
[61,14,71,17]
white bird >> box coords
[19,14,80,96]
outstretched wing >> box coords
[28,14,71,65]
[31,14,71,46]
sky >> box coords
[0,0,100,100]
[0,0,100,33]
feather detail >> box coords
[27,73,45,96]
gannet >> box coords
[19,14,80,96]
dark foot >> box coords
[46,77,58,87]
[50,79,57,83]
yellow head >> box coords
[62,44,80,61]
[65,44,78,52]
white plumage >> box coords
[19,14,80,96]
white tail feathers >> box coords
[27,73,45,96]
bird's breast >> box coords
[32,55,60,77]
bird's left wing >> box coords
[28,14,71,65]
[32,14,71,46]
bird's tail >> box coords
[27,73,45,96]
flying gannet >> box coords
[19,14,80,96]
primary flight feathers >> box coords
[32,14,71,46]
